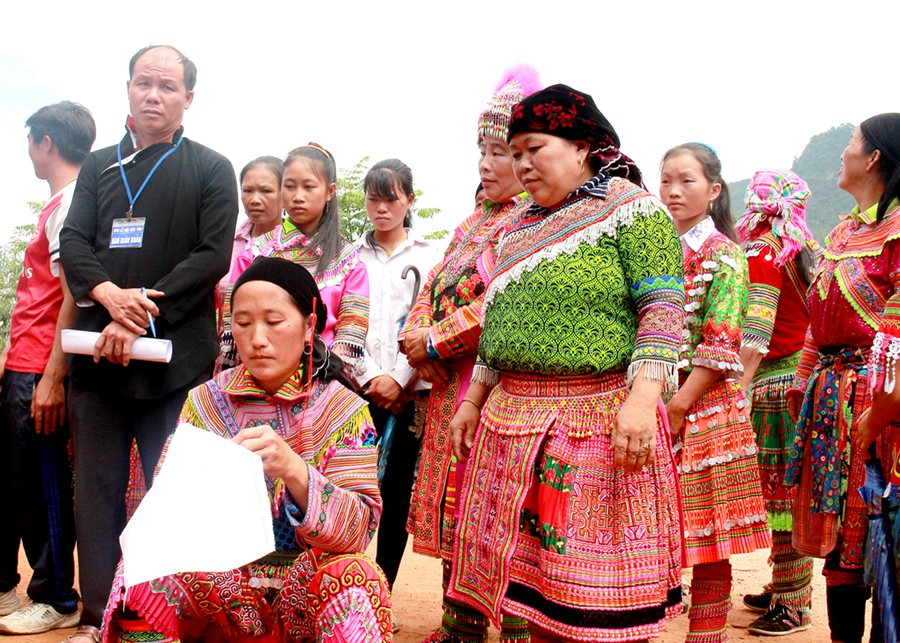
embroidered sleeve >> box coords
[791,326,819,394]
[427,298,484,359]
[332,261,370,371]
[692,244,748,376]
[287,405,381,553]
[743,242,783,355]
[617,203,685,393]
[868,246,900,392]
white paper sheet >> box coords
[61,329,173,363]
[120,423,275,588]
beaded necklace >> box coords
[441,202,507,284]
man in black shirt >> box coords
[59,45,238,640]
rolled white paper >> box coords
[61,329,173,363]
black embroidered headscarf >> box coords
[860,113,900,223]
[232,257,349,386]
[507,83,643,187]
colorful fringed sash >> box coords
[784,347,869,565]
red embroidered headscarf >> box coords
[507,83,642,187]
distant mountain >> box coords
[729,124,857,243]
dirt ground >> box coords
[7,541,867,642]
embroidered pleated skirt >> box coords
[102,549,393,643]
[674,377,771,567]
[750,352,802,530]
[448,371,683,642]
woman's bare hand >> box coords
[404,328,431,365]
[786,390,803,424]
[612,395,657,474]
[665,401,686,441]
[233,424,307,483]
[451,401,481,460]
[416,360,449,388]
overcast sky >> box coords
[1,0,897,243]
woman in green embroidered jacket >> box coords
[448,84,686,643]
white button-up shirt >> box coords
[354,230,446,391]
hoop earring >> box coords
[302,343,312,357]
[580,157,586,174]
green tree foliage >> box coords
[0,202,41,348]
[336,157,448,242]
[729,124,856,244]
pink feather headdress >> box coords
[478,64,542,144]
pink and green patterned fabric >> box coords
[738,169,813,269]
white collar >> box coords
[680,217,716,254]
[355,228,428,253]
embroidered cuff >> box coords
[333,340,367,378]
[626,358,678,394]
[426,331,440,360]
[284,462,314,529]
[683,342,744,377]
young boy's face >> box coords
[28,133,50,181]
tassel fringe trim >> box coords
[472,364,500,387]
[627,358,678,394]
[868,331,900,393]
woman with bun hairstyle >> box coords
[100,258,392,643]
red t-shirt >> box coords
[5,182,75,373]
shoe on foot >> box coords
[0,590,22,617]
[747,603,810,637]
[0,602,80,634]
[742,588,773,613]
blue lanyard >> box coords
[116,134,183,219]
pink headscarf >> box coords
[738,169,813,268]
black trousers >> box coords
[69,374,204,627]
[0,371,78,613]
[824,545,881,643]
[370,399,423,590]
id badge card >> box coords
[110,217,146,248]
